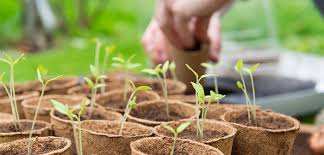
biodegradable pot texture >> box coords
[44,76,81,95]
[169,94,196,104]
[128,100,197,127]
[108,70,146,81]
[0,136,72,155]
[0,120,51,144]
[154,119,237,155]
[81,120,154,155]
[133,79,187,96]
[96,89,160,113]
[221,109,300,155]
[0,113,12,121]
[0,91,39,119]
[206,104,248,121]
[130,137,224,155]
[22,95,89,122]
[50,107,122,154]
[168,45,209,93]
[67,82,122,97]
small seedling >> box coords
[100,45,115,93]
[27,66,61,155]
[119,80,151,135]
[142,61,172,117]
[112,55,141,101]
[163,122,191,155]
[51,98,87,155]
[235,59,259,124]
[201,62,219,104]
[83,65,106,117]
[169,61,177,80]
[0,53,25,129]
[186,64,225,140]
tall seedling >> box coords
[142,61,172,117]
[51,98,87,155]
[119,80,151,135]
[186,64,225,140]
[163,122,191,155]
[100,45,115,93]
[27,66,61,155]
[0,53,25,129]
[83,65,106,117]
[201,62,219,104]
[235,59,259,124]
[112,55,140,101]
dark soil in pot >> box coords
[130,137,224,155]
[22,95,88,122]
[50,107,122,154]
[95,90,160,113]
[221,109,300,155]
[128,100,197,126]
[0,113,12,121]
[206,104,248,121]
[0,136,71,155]
[155,119,237,155]
[81,120,154,155]
[0,91,39,119]
[133,79,187,96]
[0,120,51,144]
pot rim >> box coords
[0,91,39,104]
[221,109,300,133]
[0,119,51,136]
[134,79,187,95]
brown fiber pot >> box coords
[67,82,122,97]
[50,107,122,154]
[96,89,160,113]
[44,76,81,95]
[221,109,300,155]
[0,136,72,155]
[0,120,51,144]
[81,120,154,155]
[169,94,196,104]
[22,95,89,122]
[130,137,224,155]
[154,119,237,155]
[0,91,39,119]
[133,79,187,96]
[0,113,12,121]
[206,104,248,121]
[128,100,197,127]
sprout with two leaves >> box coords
[83,65,106,117]
[142,60,172,118]
[0,53,25,129]
[169,62,177,80]
[119,80,151,135]
[27,66,62,155]
[112,55,141,101]
[201,62,220,104]
[163,122,191,155]
[186,64,225,140]
[51,98,87,155]
[235,59,259,125]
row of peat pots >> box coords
[0,74,300,155]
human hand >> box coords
[142,0,231,64]
[309,126,324,155]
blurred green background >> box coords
[0,0,323,81]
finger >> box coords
[173,15,194,49]
[194,16,211,43]
[142,20,159,53]
[169,0,229,17]
[155,0,183,49]
[207,12,222,62]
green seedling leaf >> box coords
[236,81,243,89]
[90,65,99,78]
[14,54,25,64]
[250,63,260,75]
[201,62,213,69]
[209,91,225,101]
[129,97,137,109]
[186,64,198,82]
[127,63,141,69]
[51,100,69,115]
[235,59,243,72]
[128,80,136,89]
[111,63,122,68]
[169,62,176,71]
[162,60,169,73]
[2,53,13,63]
[112,57,125,63]
[199,74,216,82]
[163,125,176,134]
[78,98,87,117]
[83,77,94,88]
[191,82,205,104]
[135,86,152,91]
[0,72,5,81]
[176,122,191,134]
[142,69,157,75]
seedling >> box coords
[112,55,140,101]
[142,61,171,117]
[27,66,61,155]
[0,53,25,129]
[83,65,106,117]
[163,122,191,155]
[201,62,219,104]
[51,98,87,155]
[100,45,115,93]
[186,64,225,140]
[235,59,259,124]
[169,61,177,80]
[119,80,151,135]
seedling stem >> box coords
[163,122,191,155]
